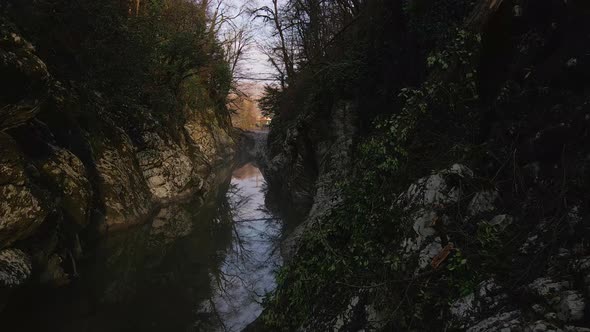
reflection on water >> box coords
[2,163,282,332]
[204,163,282,331]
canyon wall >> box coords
[0,22,236,307]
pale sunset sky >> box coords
[220,0,283,98]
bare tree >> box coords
[253,0,366,89]
[253,0,296,88]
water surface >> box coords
[3,162,282,332]
[202,163,282,331]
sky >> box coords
[219,0,282,98]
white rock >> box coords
[418,238,442,269]
[406,173,461,207]
[529,277,569,298]
[446,164,475,178]
[412,209,438,245]
[466,310,521,332]
[468,191,499,216]
[450,292,476,322]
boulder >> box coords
[136,130,194,201]
[0,28,50,130]
[95,134,153,230]
[528,277,586,323]
[0,133,49,248]
[401,164,473,257]
[39,145,91,227]
[466,310,522,332]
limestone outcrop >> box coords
[0,23,236,306]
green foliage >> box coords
[262,23,490,331]
[264,0,590,330]
[403,0,476,53]
[4,0,232,120]
[446,248,477,297]
[356,28,481,192]
[427,29,482,71]
[259,85,283,118]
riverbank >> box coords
[0,141,285,331]
[0,23,238,313]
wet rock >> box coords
[39,145,91,227]
[0,133,49,247]
[0,15,238,321]
[0,248,32,287]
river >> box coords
[2,162,282,332]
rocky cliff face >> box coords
[263,1,590,330]
[264,102,356,260]
[322,164,590,331]
[0,23,236,306]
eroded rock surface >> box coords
[269,102,356,261]
[0,133,49,247]
[96,137,153,230]
[0,25,236,307]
